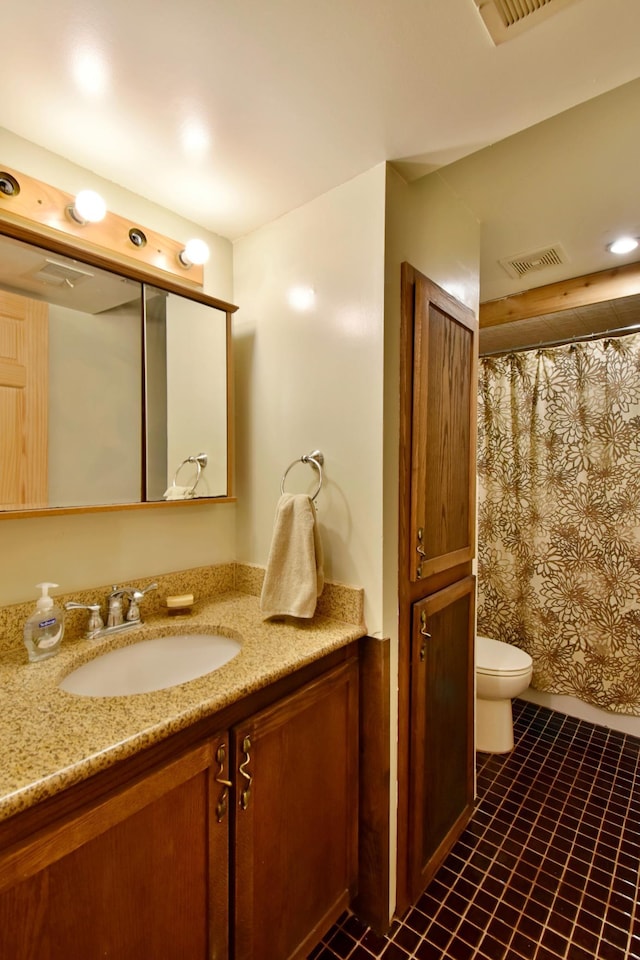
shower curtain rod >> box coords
[480,321,640,358]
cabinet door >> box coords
[0,741,228,960]
[408,577,475,899]
[406,267,477,583]
[233,660,358,960]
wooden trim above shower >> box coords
[480,260,640,328]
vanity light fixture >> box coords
[607,236,639,255]
[178,238,210,268]
[66,189,107,225]
[0,164,206,286]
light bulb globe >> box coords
[182,238,210,266]
[74,189,107,223]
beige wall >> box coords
[233,161,480,921]
[383,164,481,916]
[0,129,237,606]
[233,164,388,634]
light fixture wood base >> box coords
[0,165,204,287]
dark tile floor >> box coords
[309,698,640,960]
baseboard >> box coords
[518,687,640,737]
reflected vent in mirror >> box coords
[32,258,94,287]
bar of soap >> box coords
[166,593,194,614]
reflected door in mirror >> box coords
[0,291,48,509]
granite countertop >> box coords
[0,586,366,825]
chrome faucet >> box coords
[65,582,158,640]
[64,602,105,640]
[107,582,158,627]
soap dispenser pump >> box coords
[23,582,65,662]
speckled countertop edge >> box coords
[0,564,366,825]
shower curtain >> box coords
[477,333,640,715]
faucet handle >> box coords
[112,581,158,600]
[126,582,158,622]
[64,602,105,637]
[137,581,158,599]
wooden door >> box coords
[233,660,359,960]
[408,577,475,899]
[397,263,477,914]
[0,742,227,960]
[0,290,48,508]
[405,266,477,584]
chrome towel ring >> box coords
[172,452,208,497]
[280,450,324,501]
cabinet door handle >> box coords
[215,742,233,822]
[416,527,426,579]
[239,735,252,810]
[419,610,431,661]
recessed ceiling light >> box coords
[607,236,639,255]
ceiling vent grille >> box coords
[499,244,568,279]
[471,0,584,45]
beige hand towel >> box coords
[260,493,325,620]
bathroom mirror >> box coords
[0,230,233,514]
[144,286,228,501]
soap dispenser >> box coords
[23,582,65,662]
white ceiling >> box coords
[1,0,640,302]
[439,76,640,303]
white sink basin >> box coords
[59,633,241,697]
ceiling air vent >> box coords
[471,0,584,45]
[31,258,94,287]
[499,243,568,279]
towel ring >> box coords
[280,450,324,501]
[172,452,208,497]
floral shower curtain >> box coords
[477,333,640,715]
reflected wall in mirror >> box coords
[145,287,228,500]
[0,231,233,515]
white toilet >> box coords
[476,635,533,754]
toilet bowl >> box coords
[476,635,533,754]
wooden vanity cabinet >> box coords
[0,650,359,960]
[0,740,228,960]
[233,659,358,960]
